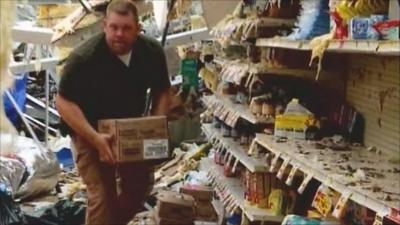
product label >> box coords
[143,139,169,159]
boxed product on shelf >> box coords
[274,114,311,139]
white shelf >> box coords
[202,123,268,173]
[249,66,317,80]
[12,26,54,44]
[255,134,400,221]
[256,38,400,56]
[202,95,273,125]
[212,17,295,42]
[202,158,284,222]
[256,38,311,50]
[9,57,58,74]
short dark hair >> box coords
[106,0,139,22]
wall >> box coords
[346,55,400,157]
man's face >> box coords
[103,12,140,55]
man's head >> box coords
[103,0,141,55]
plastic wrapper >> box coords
[0,134,60,200]
[0,190,27,225]
[0,156,26,196]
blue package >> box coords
[350,18,371,40]
[369,14,388,39]
[288,0,330,40]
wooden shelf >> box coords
[202,95,274,125]
[201,158,284,222]
[255,134,400,221]
[256,38,400,56]
[202,123,268,173]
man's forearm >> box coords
[55,94,98,145]
[151,89,170,116]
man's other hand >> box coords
[94,133,116,164]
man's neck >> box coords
[117,51,132,67]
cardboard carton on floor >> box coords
[154,210,194,225]
[98,116,169,162]
[195,200,218,222]
[157,191,195,221]
[180,185,213,201]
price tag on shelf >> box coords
[247,140,256,155]
[371,205,390,225]
[332,191,352,219]
[277,158,290,180]
[269,153,281,172]
[227,153,234,165]
[286,164,299,186]
[223,151,230,163]
[298,172,313,194]
[264,152,270,162]
[232,158,239,174]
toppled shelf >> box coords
[256,38,400,55]
[201,158,284,222]
[202,95,274,125]
[202,123,268,173]
[255,134,400,221]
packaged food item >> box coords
[311,185,339,217]
[350,17,371,39]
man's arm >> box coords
[151,88,171,116]
[55,94,115,164]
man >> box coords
[56,0,170,224]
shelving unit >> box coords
[202,123,268,173]
[202,158,284,222]
[256,38,400,55]
[211,17,295,41]
[202,94,274,126]
[255,133,400,221]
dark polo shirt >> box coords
[58,33,170,135]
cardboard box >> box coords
[98,116,169,162]
[180,185,213,201]
[154,210,194,225]
[274,114,310,139]
[195,200,218,222]
[157,191,195,220]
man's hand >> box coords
[93,133,116,164]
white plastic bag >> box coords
[0,134,60,200]
[0,156,25,195]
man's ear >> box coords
[137,22,143,32]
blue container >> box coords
[350,18,371,40]
[56,147,74,170]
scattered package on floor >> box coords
[0,190,27,225]
[156,190,195,225]
[180,185,217,221]
[25,199,86,225]
[127,211,156,225]
[0,134,60,200]
[98,116,169,162]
